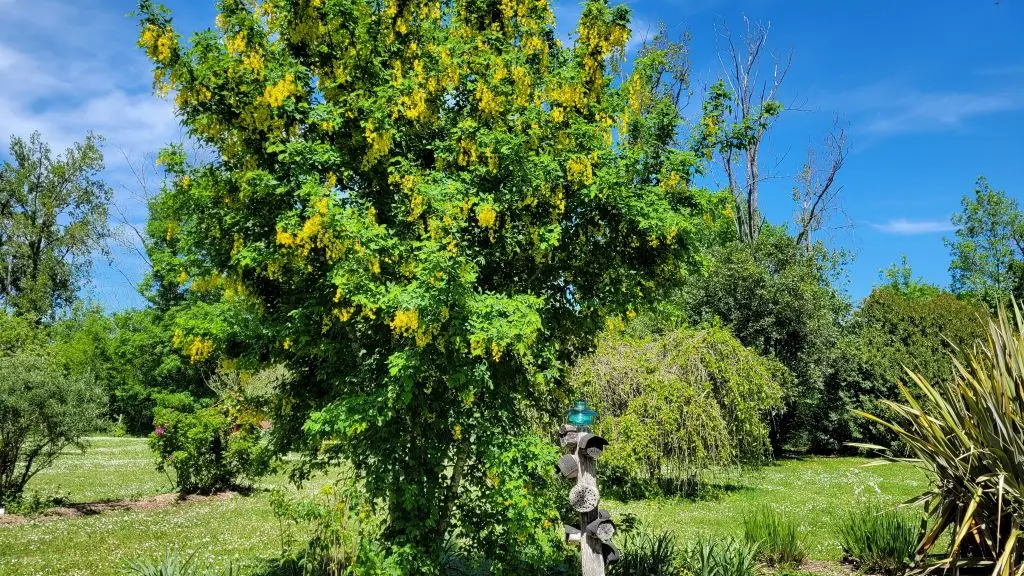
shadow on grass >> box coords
[603,475,751,503]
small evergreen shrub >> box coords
[837,505,918,576]
[681,535,757,576]
[743,505,807,567]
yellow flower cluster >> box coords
[457,138,478,166]
[187,336,215,363]
[363,121,393,167]
[510,65,532,106]
[566,156,594,186]
[661,171,683,193]
[477,205,498,228]
[139,24,176,64]
[264,73,299,108]
[550,82,586,109]
[399,88,428,121]
[390,309,419,336]
[476,84,501,116]
[225,32,246,55]
[242,51,264,75]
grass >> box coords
[607,457,928,561]
[0,439,930,575]
[26,437,173,503]
[0,438,317,576]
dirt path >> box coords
[0,491,239,525]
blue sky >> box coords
[1,0,1022,309]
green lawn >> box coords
[0,438,930,575]
[607,457,929,561]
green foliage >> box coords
[680,228,848,453]
[270,474,399,576]
[836,505,918,576]
[680,535,758,576]
[946,176,1024,309]
[610,530,683,576]
[136,0,724,563]
[122,552,238,576]
[0,350,105,505]
[742,505,806,567]
[452,434,563,573]
[823,285,988,452]
[0,132,111,319]
[151,399,272,495]
[856,305,1024,574]
[573,326,785,498]
[878,257,941,301]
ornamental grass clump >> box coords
[743,505,806,568]
[680,535,757,576]
[837,505,918,576]
[855,304,1024,574]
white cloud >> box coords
[869,218,956,235]
[0,0,181,309]
[833,83,1024,137]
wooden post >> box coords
[557,424,615,576]
[577,445,604,576]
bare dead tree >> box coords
[105,149,160,289]
[716,16,792,244]
[793,120,849,249]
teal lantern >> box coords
[567,400,597,428]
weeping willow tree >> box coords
[572,326,786,497]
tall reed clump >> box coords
[610,530,683,576]
[855,304,1024,574]
[680,535,757,576]
[742,505,806,567]
[837,505,919,576]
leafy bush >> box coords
[572,327,785,498]
[836,505,918,576]
[610,530,683,576]
[453,434,564,573]
[680,229,849,453]
[149,365,279,495]
[270,475,399,576]
[743,505,806,567]
[857,304,1024,573]
[151,403,271,495]
[822,284,988,452]
[0,351,105,505]
[680,535,758,576]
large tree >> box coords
[0,132,112,320]
[137,0,720,565]
[946,176,1024,308]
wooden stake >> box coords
[577,442,604,576]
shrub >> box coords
[0,351,105,506]
[610,530,683,576]
[679,230,849,454]
[572,327,785,498]
[836,505,918,576]
[680,535,757,576]
[453,434,564,573]
[857,304,1024,573]
[269,474,397,576]
[150,403,271,495]
[743,505,806,567]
